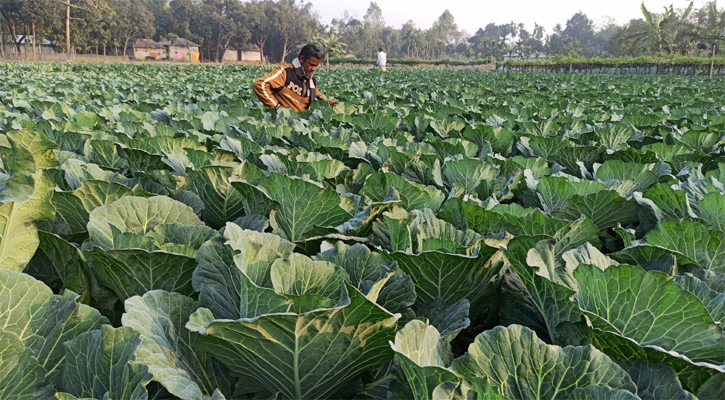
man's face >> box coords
[300,56,321,77]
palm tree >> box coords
[313,33,348,72]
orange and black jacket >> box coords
[253,63,329,111]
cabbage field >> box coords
[1,62,724,399]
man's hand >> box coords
[329,100,339,107]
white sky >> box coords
[309,0,707,35]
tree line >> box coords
[0,0,724,63]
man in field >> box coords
[376,47,387,72]
[253,44,337,111]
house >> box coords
[222,48,239,62]
[503,51,547,61]
[221,45,262,63]
[3,36,58,54]
[159,38,200,62]
[240,45,262,61]
[130,39,165,60]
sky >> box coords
[309,0,707,35]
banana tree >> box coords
[695,1,725,78]
[662,1,695,54]
[640,1,694,54]
[312,33,348,72]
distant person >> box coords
[253,44,337,111]
[376,47,387,72]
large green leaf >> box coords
[0,171,55,271]
[0,271,108,395]
[372,207,413,252]
[675,274,725,325]
[411,210,481,253]
[618,359,697,400]
[315,241,393,290]
[505,236,584,346]
[533,176,577,214]
[60,325,152,400]
[574,264,725,365]
[0,202,41,272]
[0,271,108,398]
[222,222,295,288]
[25,231,91,302]
[381,243,501,312]
[390,320,460,400]
[570,385,640,400]
[25,291,108,387]
[549,146,604,177]
[438,197,571,237]
[186,283,399,399]
[645,219,725,273]
[189,166,246,229]
[270,253,349,300]
[0,329,53,400]
[254,172,351,242]
[0,269,53,341]
[87,196,202,250]
[0,137,37,203]
[86,248,198,300]
[697,193,725,232]
[596,160,658,192]
[451,324,637,399]
[553,190,639,230]
[595,125,636,151]
[74,180,146,213]
[441,158,496,195]
[89,139,128,170]
[315,241,416,316]
[361,172,445,212]
[122,291,232,400]
[7,129,59,169]
[193,237,246,320]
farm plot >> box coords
[0,62,724,399]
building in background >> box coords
[159,38,200,62]
[130,39,165,60]
[222,45,262,63]
[3,36,59,55]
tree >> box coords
[272,0,317,63]
[245,0,274,63]
[108,0,153,59]
[0,0,24,54]
[610,18,652,56]
[19,0,60,59]
[203,0,249,62]
[429,10,461,59]
[363,1,384,30]
[638,1,694,54]
[313,32,346,71]
[533,23,545,40]
[56,0,110,60]
[401,20,422,58]
[692,1,725,77]
[138,0,172,41]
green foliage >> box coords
[0,63,724,399]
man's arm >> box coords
[311,78,337,107]
[315,87,338,107]
[253,67,286,108]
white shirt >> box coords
[377,51,386,66]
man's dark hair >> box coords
[299,44,324,61]
[379,47,383,52]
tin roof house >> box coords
[159,38,200,62]
[129,39,165,60]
